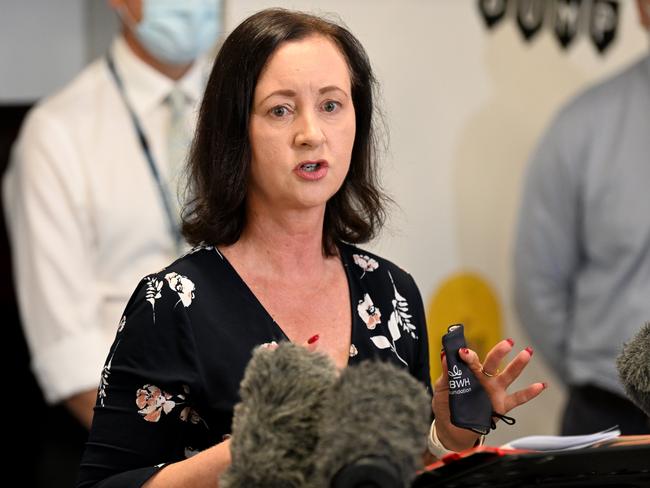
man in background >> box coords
[514,0,650,435]
[3,0,221,435]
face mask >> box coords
[121,0,222,65]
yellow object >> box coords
[426,272,502,384]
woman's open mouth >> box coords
[294,160,329,180]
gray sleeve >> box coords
[513,111,583,381]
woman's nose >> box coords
[294,111,325,148]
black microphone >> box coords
[220,343,338,488]
[616,322,650,417]
[313,360,431,488]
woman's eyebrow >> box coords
[260,85,349,105]
[319,85,349,98]
[260,89,297,104]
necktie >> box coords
[166,88,191,221]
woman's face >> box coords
[248,35,356,213]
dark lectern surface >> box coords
[413,444,650,488]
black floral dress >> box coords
[77,242,431,487]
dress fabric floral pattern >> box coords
[165,272,196,307]
[79,243,431,487]
[365,271,416,366]
[357,293,382,329]
[352,257,418,365]
[136,384,177,422]
[352,253,379,278]
[98,314,127,407]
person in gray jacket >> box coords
[514,0,650,435]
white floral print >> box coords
[180,242,223,260]
[145,277,163,306]
[388,271,418,339]
[181,243,215,259]
[349,344,358,357]
[136,384,176,422]
[117,315,126,333]
[368,271,417,366]
[99,328,123,406]
[98,356,112,407]
[165,272,196,307]
[357,293,382,330]
[353,253,379,278]
[145,277,164,322]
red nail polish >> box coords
[307,334,319,344]
[525,346,534,356]
[506,338,514,347]
[461,348,469,355]
[542,382,548,389]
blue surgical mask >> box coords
[121,0,222,65]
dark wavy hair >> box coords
[182,8,389,256]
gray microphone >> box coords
[220,343,338,488]
[313,360,431,488]
[222,343,431,488]
[616,322,650,417]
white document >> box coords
[500,426,621,451]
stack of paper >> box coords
[500,426,621,451]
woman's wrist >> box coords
[427,419,455,458]
[427,419,485,459]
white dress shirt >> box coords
[3,36,210,403]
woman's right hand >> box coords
[432,338,546,452]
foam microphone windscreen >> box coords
[617,322,650,418]
[313,360,432,488]
[220,343,338,488]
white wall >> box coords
[1,0,646,444]
[0,0,118,102]
[0,0,85,102]
[226,0,647,444]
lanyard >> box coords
[105,53,183,253]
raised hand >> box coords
[432,339,546,452]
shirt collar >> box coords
[109,36,208,116]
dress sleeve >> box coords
[3,109,107,403]
[407,274,432,395]
[77,273,207,488]
[379,261,432,395]
[513,112,581,381]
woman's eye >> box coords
[271,106,289,117]
[322,101,340,113]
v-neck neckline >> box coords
[214,243,356,366]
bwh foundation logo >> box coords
[448,364,471,389]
